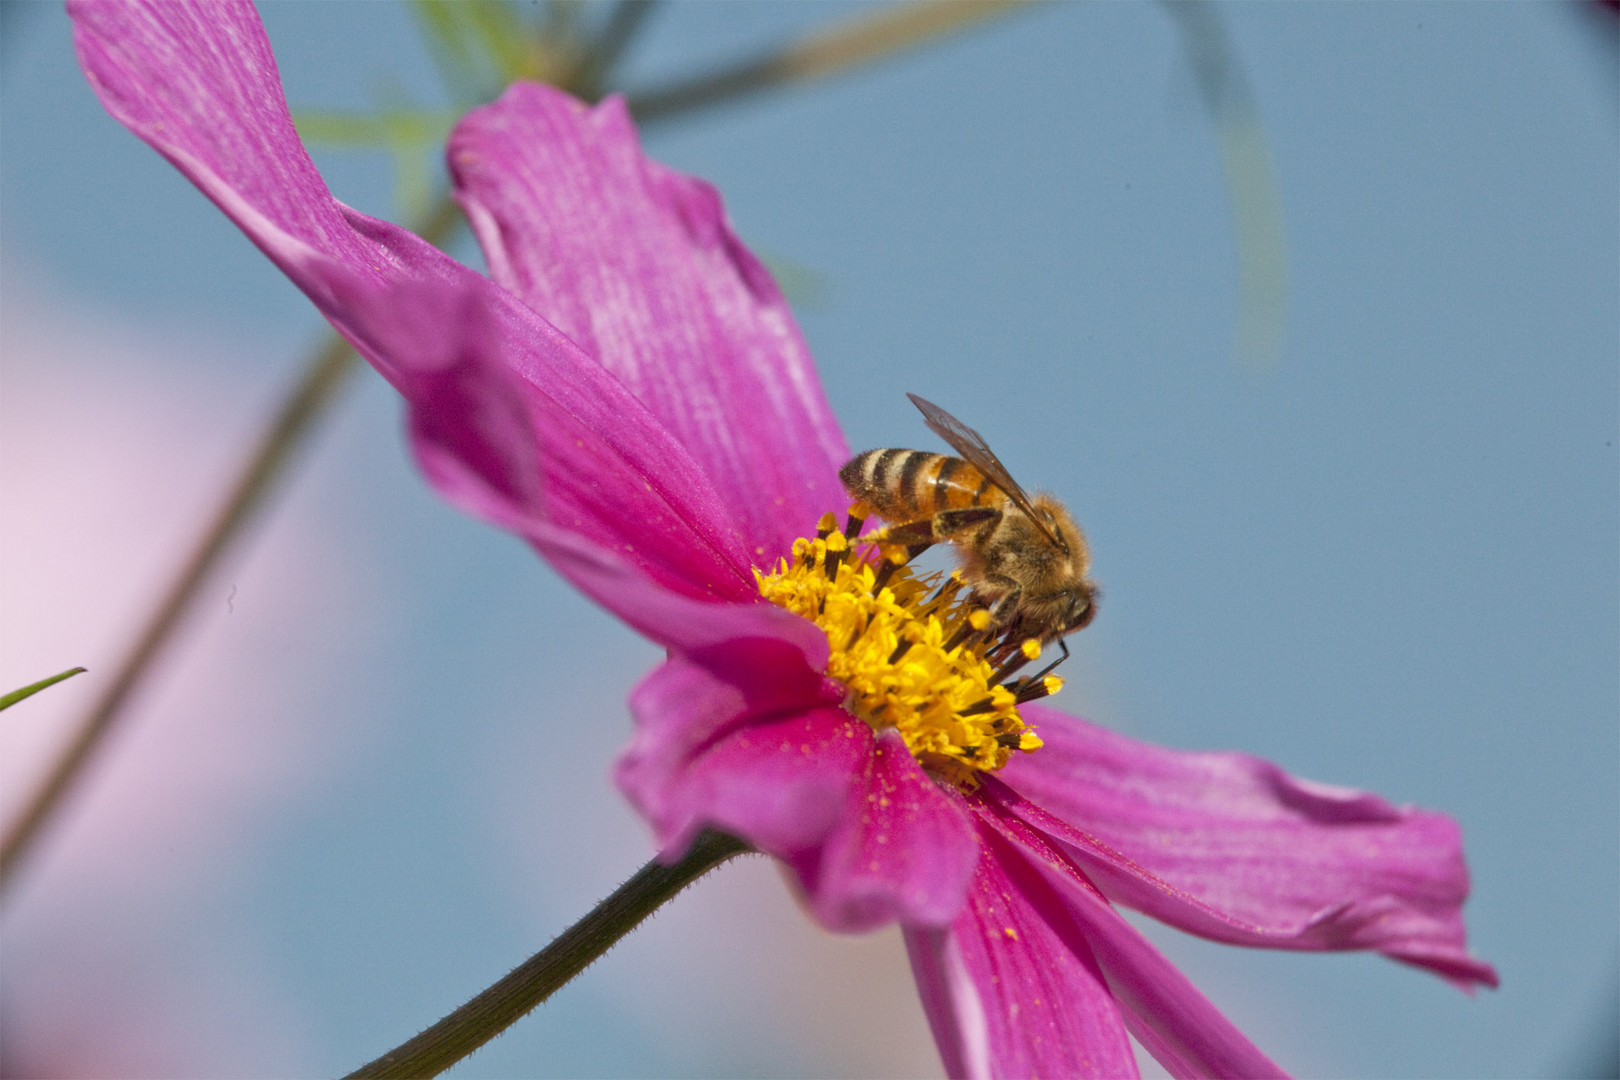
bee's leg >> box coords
[984,582,1023,625]
[943,577,1014,655]
[989,578,1070,674]
[977,573,1023,634]
[871,508,995,562]
[867,519,938,571]
[861,519,934,593]
[868,519,939,547]
[931,506,1000,540]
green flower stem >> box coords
[343,830,753,1080]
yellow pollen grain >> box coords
[753,523,1051,788]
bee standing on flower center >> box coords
[839,393,1098,673]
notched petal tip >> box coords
[977,804,1290,1079]
[995,708,1496,991]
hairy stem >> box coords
[344,830,753,1080]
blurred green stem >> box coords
[628,0,1037,121]
[571,0,660,100]
[344,830,752,1080]
[1162,0,1288,368]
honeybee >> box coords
[839,393,1097,665]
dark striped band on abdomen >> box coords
[870,447,908,490]
[933,456,961,508]
[897,450,927,510]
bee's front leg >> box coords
[977,573,1023,627]
[866,517,940,566]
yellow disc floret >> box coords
[754,513,1052,789]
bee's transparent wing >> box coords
[907,392,1066,552]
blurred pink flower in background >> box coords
[0,279,370,1076]
[66,2,1496,1075]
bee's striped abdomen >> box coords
[919,454,1000,511]
[839,449,1003,520]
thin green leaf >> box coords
[0,668,87,713]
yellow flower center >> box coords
[754,513,1059,789]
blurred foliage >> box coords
[290,1,1282,363]
[412,0,577,99]
[1162,1,1288,370]
[293,0,627,219]
[292,102,458,222]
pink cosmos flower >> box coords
[71,2,1497,1076]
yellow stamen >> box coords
[754,524,1051,789]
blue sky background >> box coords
[1,3,1615,1077]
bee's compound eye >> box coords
[1069,596,1097,632]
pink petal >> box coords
[979,803,1290,1080]
[525,524,826,657]
[904,822,1138,1080]
[621,664,979,933]
[70,0,411,289]
[449,84,850,560]
[329,271,758,601]
[789,730,980,933]
[67,0,485,331]
[71,0,762,602]
[996,708,1498,989]
[616,653,859,858]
